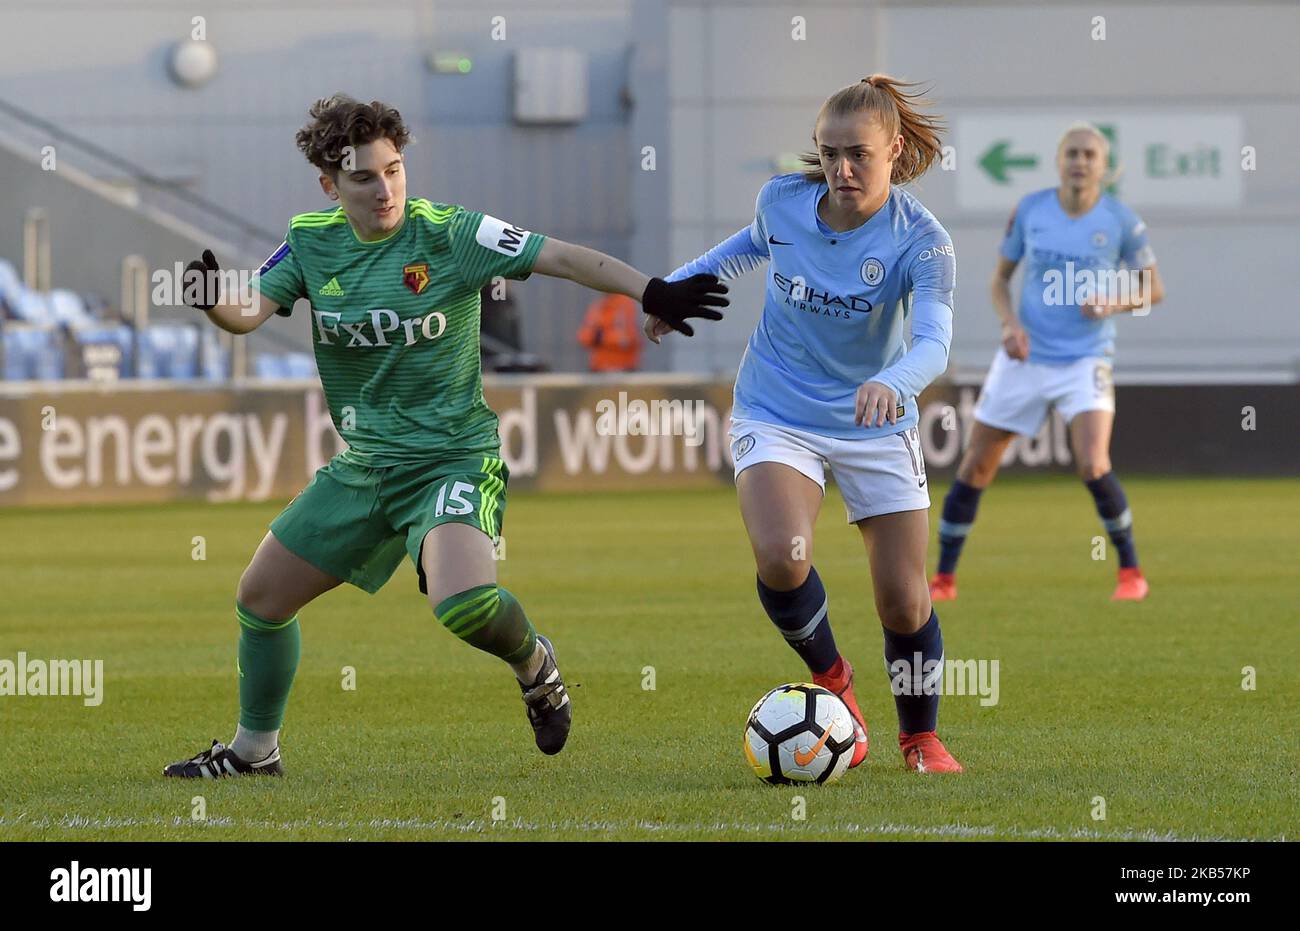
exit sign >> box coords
[956,113,1243,210]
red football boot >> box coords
[899,730,963,774]
[813,657,869,767]
[928,572,958,602]
[1112,567,1149,601]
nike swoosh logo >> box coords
[794,723,835,766]
[918,478,927,488]
[768,235,793,245]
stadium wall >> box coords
[1,375,1293,507]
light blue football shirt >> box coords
[669,173,956,440]
[1001,187,1155,364]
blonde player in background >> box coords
[930,123,1164,603]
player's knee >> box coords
[875,592,929,631]
[236,570,288,623]
[956,449,998,488]
[235,570,259,612]
[955,459,981,486]
[753,542,810,591]
[1076,457,1110,481]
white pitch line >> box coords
[0,813,1285,842]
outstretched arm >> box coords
[644,226,770,343]
[666,225,770,283]
[532,237,728,337]
[533,238,650,299]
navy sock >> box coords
[883,610,943,734]
[937,480,983,575]
[756,566,840,675]
[1085,472,1138,568]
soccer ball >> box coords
[743,683,856,785]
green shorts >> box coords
[269,451,508,595]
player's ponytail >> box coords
[799,74,944,186]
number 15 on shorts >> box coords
[435,481,476,517]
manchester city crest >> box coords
[861,257,885,286]
[731,434,755,461]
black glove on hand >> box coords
[640,274,729,337]
[183,249,221,311]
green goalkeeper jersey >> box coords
[252,198,545,466]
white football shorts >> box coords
[973,348,1115,436]
[728,417,930,524]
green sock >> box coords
[435,584,537,665]
[235,601,301,732]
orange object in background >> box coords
[577,294,642,372]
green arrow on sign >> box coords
[979,140,1037,184]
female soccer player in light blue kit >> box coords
[647,75,962,773]
[929,123,1164,604]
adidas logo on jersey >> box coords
[318,276,346,296]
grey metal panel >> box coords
[889,4,1300,100]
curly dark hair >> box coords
[294,94,412,176]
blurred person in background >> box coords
[578,292,641,372]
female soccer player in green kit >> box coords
[164,95,727,777]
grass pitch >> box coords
[1,476,1295,841]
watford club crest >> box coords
[403,262,430,295]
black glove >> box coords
[183,249,221,311]
[640,274,728,337]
